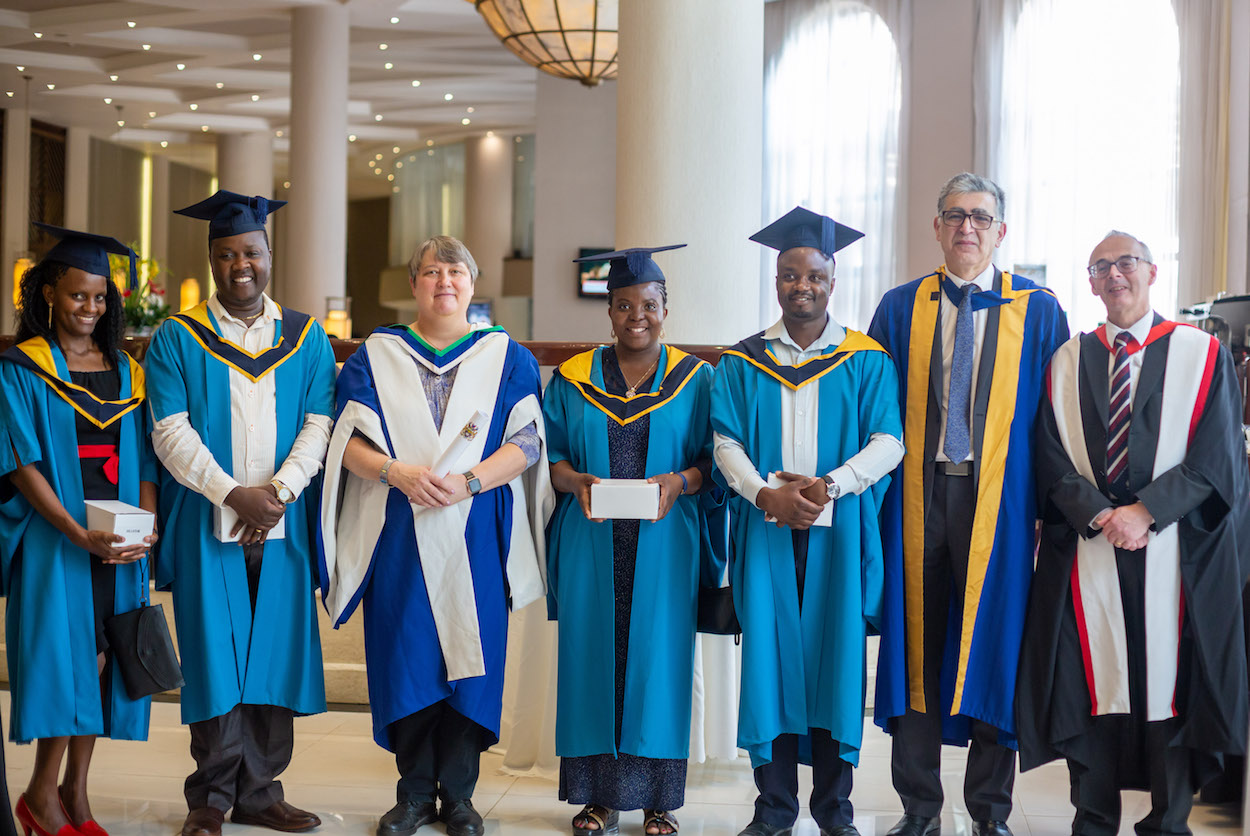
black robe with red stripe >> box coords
[1018,316,1249,786]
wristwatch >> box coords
[271,479,295,504]
[821,474,842,500]
[463,470,482,496]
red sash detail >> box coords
[78,444,119,485]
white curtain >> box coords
[389,142,465,265]
[977,0,1180,334]
[762,0,907,332]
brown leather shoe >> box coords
[231,800,321,833]
[182,808,226,836]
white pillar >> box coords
[64,127,91,230]
[284,4,348,319]
[150,154,171,293]
[2,106,31,328]
[463,134,514,299]
[615,0,763,344]
[216,132,275,198]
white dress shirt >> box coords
[1103,310,1156,407]
[151,293,333,507]
[713,315,905,508]
[935,263,997,463]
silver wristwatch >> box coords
[822,474,842,500]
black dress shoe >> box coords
[885,815,939,836]
[737,822,791,836]
[377,800,439,836]
[820,826,860,836]
[440,799,484,836]
[232,800,321,832]
[971,822,1011,836]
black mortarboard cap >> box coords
[34,222,137,290]
[749,207,864,258]
[573,244,687,291]
[173,189,286,241]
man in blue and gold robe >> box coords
[146,191,335,836]
[869,173,1068,836]
[712,207,903,836]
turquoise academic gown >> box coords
[543,345,725,759]
[0,338,154,743]
[710,330,901,768]
[144,302,334,724]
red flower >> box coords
[122,289,132,297]
[154,287,166,295]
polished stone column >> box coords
[463,134,514,300]
[149,154,171,293]
[216,132,275,198]
[1,105,30,327]
[615,0,763,344]
[283,3,348,318]
[64,126,91,230]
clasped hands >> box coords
[1093,501,1154,551]
[80,528,158,565]
[384,462,471,509]
[757,471,831,530]
[225,483,285,545]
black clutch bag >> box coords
[103,556,184,700]
[697,584,741,637]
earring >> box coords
[609,329,617,341]
[47,307,52,330]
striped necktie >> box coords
[1106,331,1136,489]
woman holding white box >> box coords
[0,226,159,836]
[544,246,725,836]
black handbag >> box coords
[103,555,184,700]
[696,584,741,638]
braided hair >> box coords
[15,260,125,365]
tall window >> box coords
[763,0,902,331]
[390,142,465,265]
[995,0,1179,333]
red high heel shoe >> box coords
[57,789,108,836]
[15,795,82,836]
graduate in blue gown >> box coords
[320,235,551,836]
[711,209,903,836]
[0,226,157,836]
[543,246,725,836]
[145,191,334,836]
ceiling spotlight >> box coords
[201,125,209,132]
[487,130,495,137]
[427,149,434,156]
[251,94,259,101]
[116,119,125,127]
[392,146,400,153]
[215,81,224,89]
[104,97,112,104]
[46,83,55,90]
[4,92,11,98]
[374,153,383,160]
[127,21,136,28]
[408,155,415,161]
[142,44,151,50]
[110,74,118,81]
[426,140,434,147]
[466,106,474,113]
[252,53,262,61]
[283,181,291,189]
[189,103,198,110]
[16,65,25,72]
[148,111,155,117]
[384,62,393,70]
[374,169,382,175]
[176,63,186,70]
[515,136,522,142]
[411,80,421,87]
[387,174,394,181]
[395,161,403,168]
[461,118,470,125]
[348,134,357,142]
[374,114,383,121]
[379,43,388,50]
[33,32,42,39]
[392,186,399,193]
[160,140,168,147]
[443,93,453,101]
[390,16,399,24]
[275,129,283,137]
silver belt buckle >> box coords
[942,460,972,476]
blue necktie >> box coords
[944,282,975,463]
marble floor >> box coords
[1,696,1243,836]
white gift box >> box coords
[84,500,156,548]
[765,473,833,527]
[590,479,660,520]
[213,502,286,543]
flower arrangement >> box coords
[111,247,172,334]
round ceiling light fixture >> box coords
[470,0,617,87]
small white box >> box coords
[213,503,286,543]
[765,473,833,527]
[84,500,156,548]
[590,479,660,520]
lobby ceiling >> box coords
[0,0,540,198]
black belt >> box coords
[939,460,972,476]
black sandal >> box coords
[644,810,679,835]
[572,805,619,836]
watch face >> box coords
[278,486,294,503]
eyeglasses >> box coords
[1087,255,1149,278]
[939,210,999,230]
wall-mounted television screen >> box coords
[577,247,613,297]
